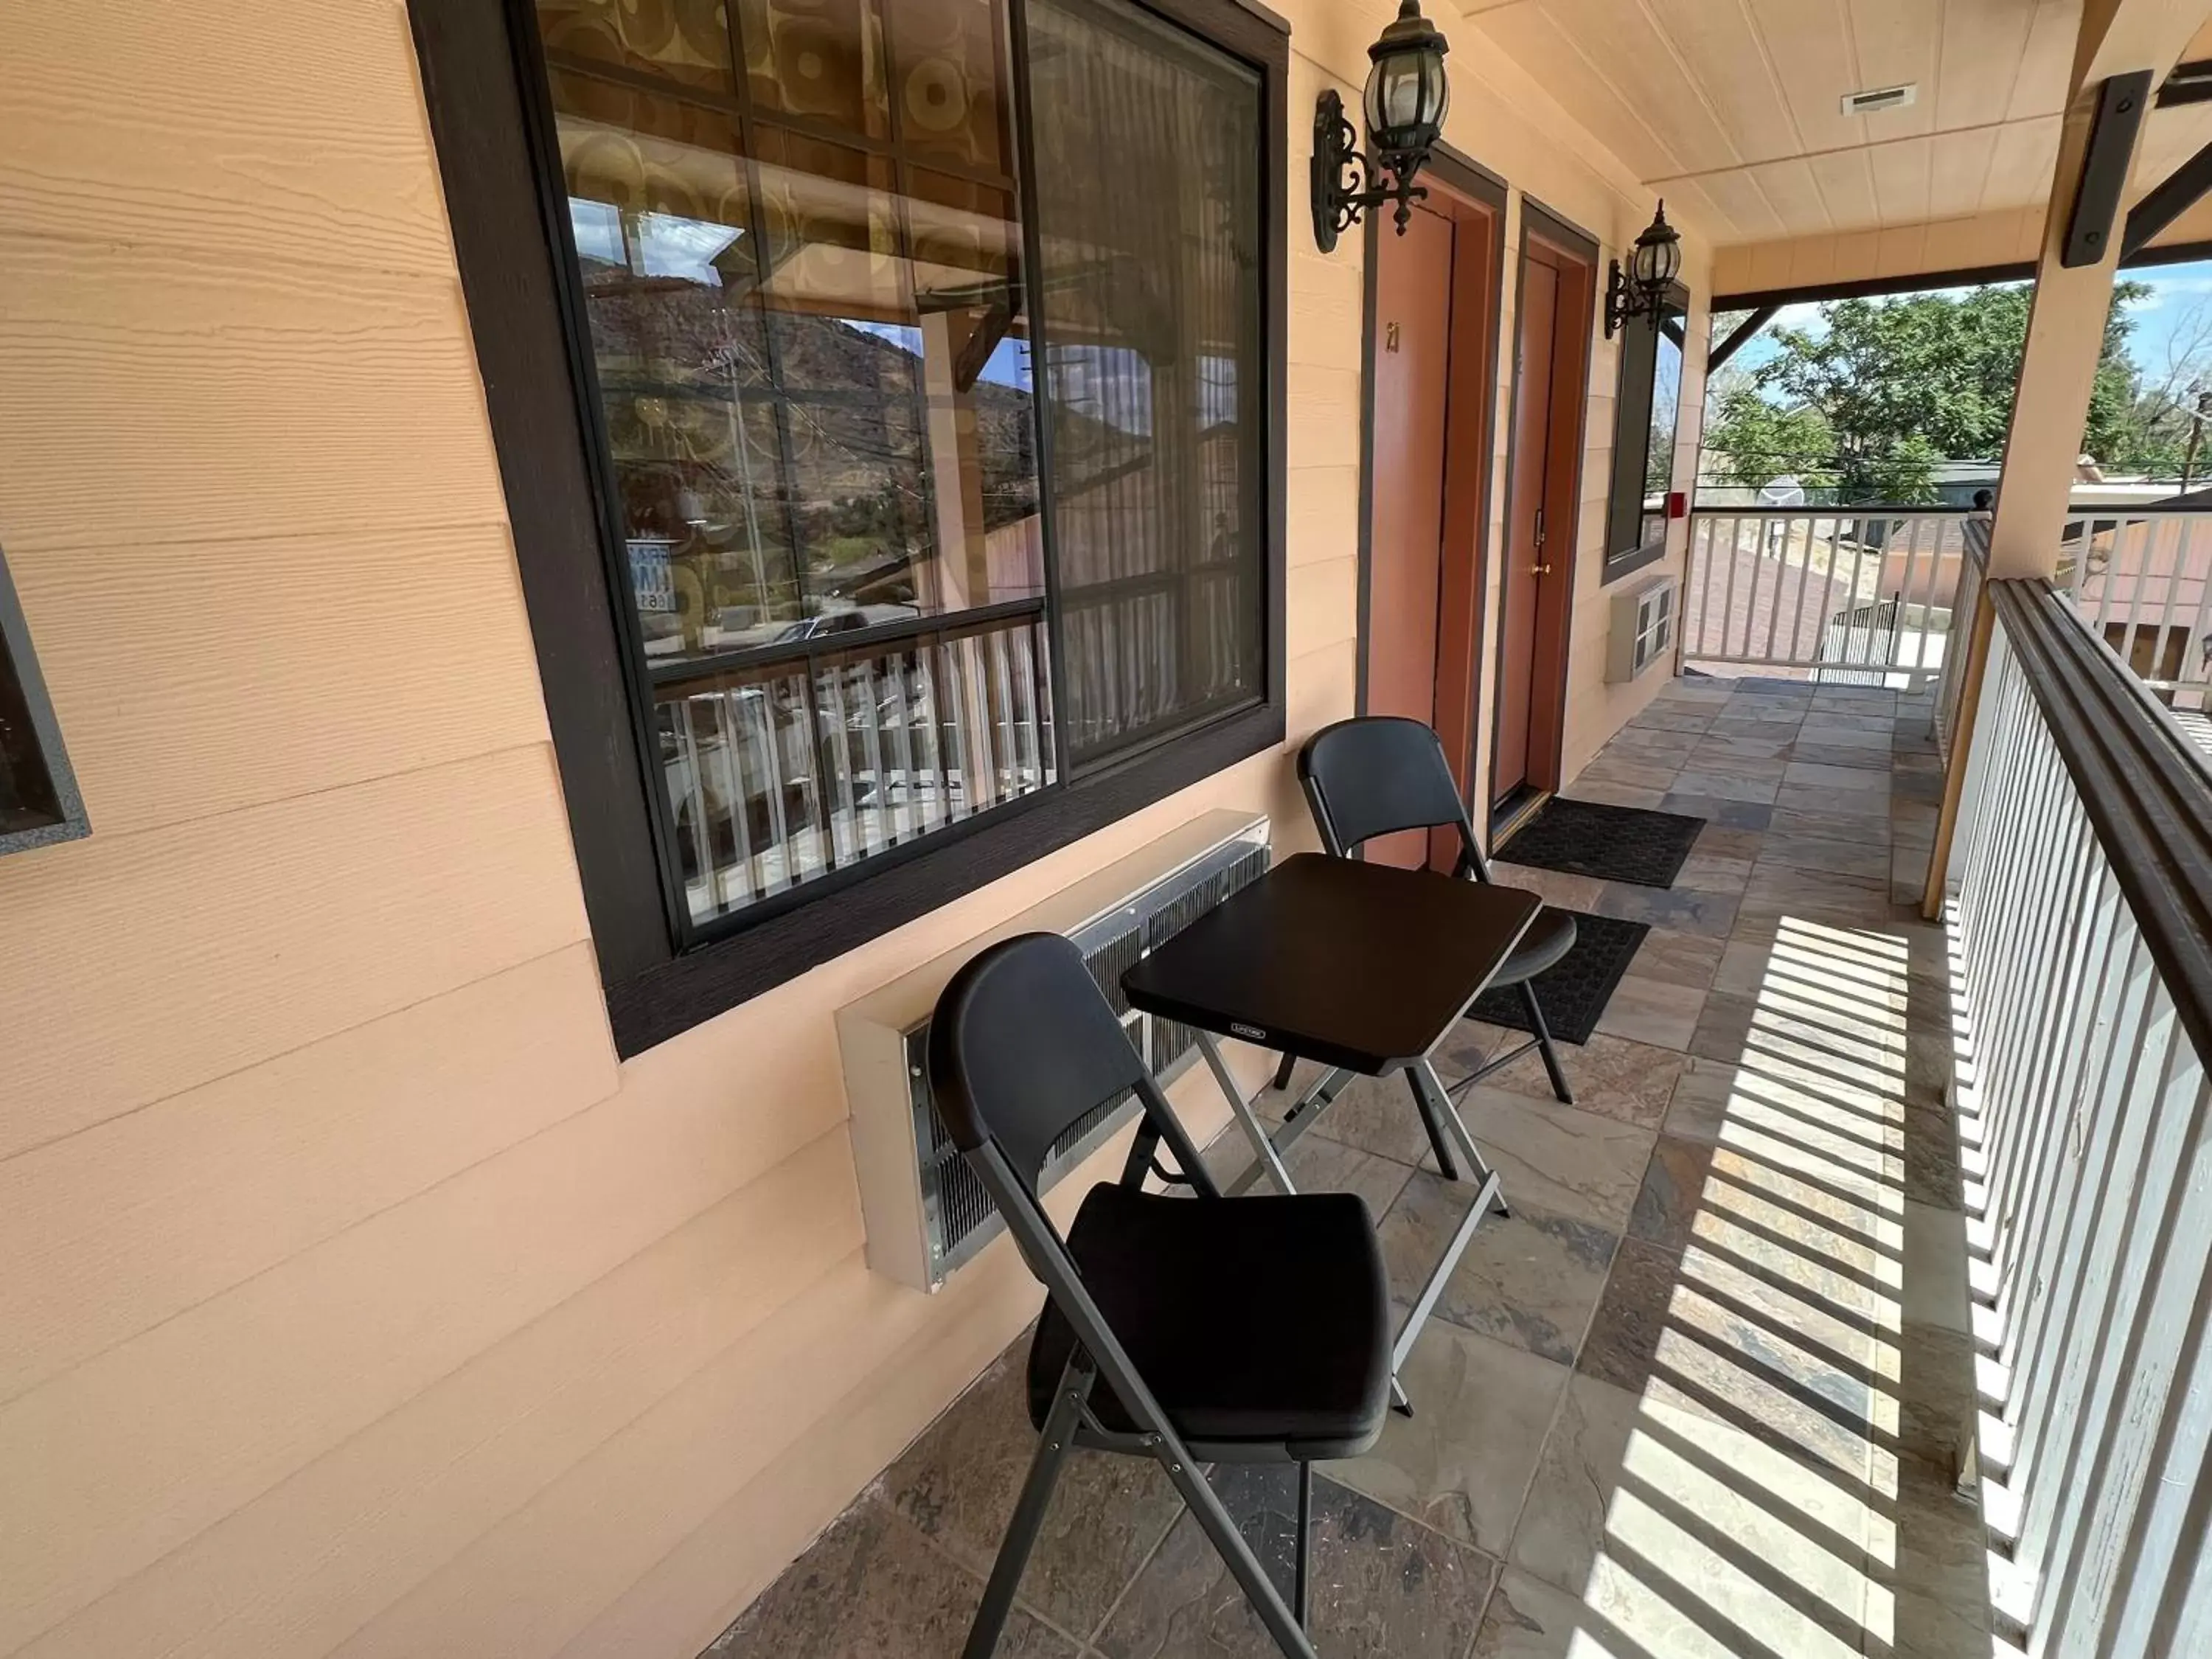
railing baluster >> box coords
[2151,515,2187,690]
[1893,514,1927,679]
[855,660,888,856]
[1944,572,2212,1650]
[1744,515,1770,661]
[712,689,755,908]
[885,651,916,844]
[1717,515,1745,662]
[1780,512,1814,665]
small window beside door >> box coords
[1601,285,1685,581]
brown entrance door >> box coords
[1363,169,1502,869]
[1493,229,1593,810]
[1495,261,1557,799]
[1366,202,1455,868]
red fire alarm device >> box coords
[1666,490,1687,519]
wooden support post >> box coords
[1933,0,2200,909]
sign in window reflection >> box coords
[535,0,1052,923]
[543,27,1042,674]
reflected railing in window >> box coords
[656,604,1054,919]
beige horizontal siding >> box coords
[0,945,612,1406]
[1,1029,849,1650]
[8,524,546,838]
[17,1131,860,1659]
[1285,464,1362,566]
[0,745,590,1156]
[0,2,457,276]
[0,237,505,555]
[0,1,1713,1655]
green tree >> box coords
[1702,386,1834,491]
[1704,281,2162,504]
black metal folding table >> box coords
[1121,852,1542,1406]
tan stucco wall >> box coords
[0,2,1705,1655]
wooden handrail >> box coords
[1986,577,2212,1066]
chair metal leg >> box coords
[962,1361,1091,1659]
[1408,1059,1509,1220]
[1155,1452,1318,1659]
[972,1147,1316,1659]
[1517,981,1576,1105]
[1406,1072,1462,1181]
[1293,1462,1313,1627]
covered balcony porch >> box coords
[10,0,2212,1655]
[714,678,1982,1657]
[701,0,2212,1644]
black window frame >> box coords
[409,0,1288,1055]
[0,542,89,860]
[1601,281,1688,584]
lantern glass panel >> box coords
[1364,47,1444,151]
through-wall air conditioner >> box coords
[1607,571,1677,683]
[837,810,1271,1292]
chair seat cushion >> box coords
[1491,903,1576,986]
[1026,1183,1391,1455]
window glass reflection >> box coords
[1028,0,1266,762]
[535,0,1051,923]
[539,0,1040,673]
[1641,307,1683,550]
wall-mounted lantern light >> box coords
[1310,0,1451,254]
[1604,201,1683,338]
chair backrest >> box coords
[1298,717,1486,877]
[928,931,1156,1192]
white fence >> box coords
[2056,509,2212,712]
[1943,577,2212,1654]
[1682,509,1975,681]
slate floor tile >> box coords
[1377,1169,1621,1363]
[1328,1319,1570,1554]
[709,1497,1079,1658]
[1096,1469,1495,1659]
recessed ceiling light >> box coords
[1842,83,1918,116]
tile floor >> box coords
[709,675,1989,1659]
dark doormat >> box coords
[1470,911,1649,1046]
[1495,797,1705,888]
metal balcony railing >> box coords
[1681,508,1977,683]
[656,604,1056,923]
[2056,509,2212,718]
[1936,572,2212,1653]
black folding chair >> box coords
[1277,717,1578,1142]
[928,933,1393,1659]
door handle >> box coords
[1531,563,1553,577]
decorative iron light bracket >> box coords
[1601,258,1646,339]
[1310,89,1429,254]
[1603,200,1683,338]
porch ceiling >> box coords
[1461,0,2212,246]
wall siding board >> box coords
[14,1134,860,1659]
[0,745,590,1156]
[7,524,549,838]
[0,1,1715,1656]
[0,945,614,1406]
[0,1093,853,1652]
[0,237,508,554]
[0,1,459,276]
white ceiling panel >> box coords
[1456,1,2211,249]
